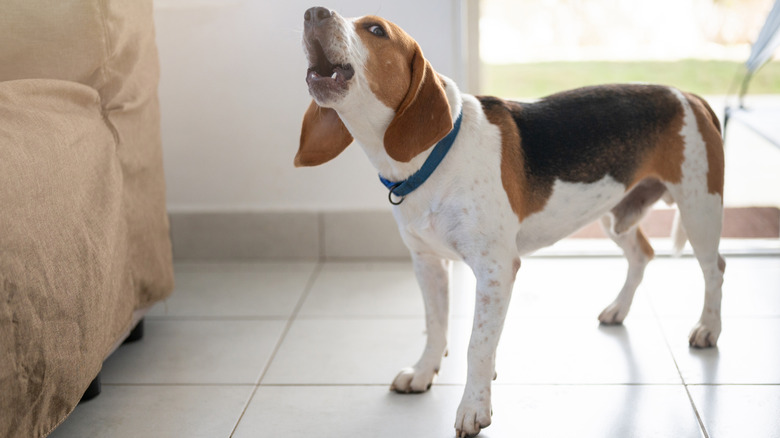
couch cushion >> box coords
[0,0,174,308]
[0,79,135,438]
[0,2,107,85]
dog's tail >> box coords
[670,208,688,257]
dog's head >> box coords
[296,7,453,167]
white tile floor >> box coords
[50,255,780,438]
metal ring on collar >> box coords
[388,182,404,205]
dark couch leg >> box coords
[123,318,144,344]
[79,319,144,404]
[79,373,101,403]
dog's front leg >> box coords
[455,255,520,438]
[391,253,450,393]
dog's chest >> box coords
[393,117,519,260]
[397,192,515,261]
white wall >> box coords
[154,0,462,212]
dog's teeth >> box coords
[331,71,338,79]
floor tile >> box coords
[689,385,780,438]
[642,257,717,317]
[303,258,658,320]
[298,262,423,317]
[261,318,426,385]
[49,385,252,438]
[645,256,780,318]
[233,385,462,438]
[147,262,315,318]
[437,317,681,385]
[101,320,285,384]
[233,384,702,438]
[456,257,657,319]
[487,385,702,438]
[662,317,780,384]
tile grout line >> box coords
[682,383,710,438]
[650,303,710,438]
[227,262,324,438]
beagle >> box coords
[297,7,725,437]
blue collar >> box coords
[378,110,463,205]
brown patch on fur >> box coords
[481,100,549,222]
[630,90,722,196]
[354,16,452,163]
[686,93,725,198]
[629,105,685,187]
[355,16,412,111]
[296,101,354,166]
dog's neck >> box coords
[336,75,464,183]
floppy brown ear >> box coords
[383,45,452,163]
[295,101,354,167]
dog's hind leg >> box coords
[666,89,726,348]
[669,191,725,348]
[598,179,665,324]
[667,91,726,348]
[598,217,655,324]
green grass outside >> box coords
[482,60,780,99]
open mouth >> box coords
[306,38,354,87]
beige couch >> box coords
[0,1,174,436]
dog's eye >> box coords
[368,24,386,37]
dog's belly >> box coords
[515,176,627,255]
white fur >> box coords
[515,176,627,255]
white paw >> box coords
[598,301,629,325]
[390,366,437,393]
[454,392,492,437]
[689,319,721,348]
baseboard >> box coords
[572,207,780,238]
[169,210,409,260]
[169,208,780,261]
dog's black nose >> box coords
[304,7,332,26]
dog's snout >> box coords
[304,7,333,26]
